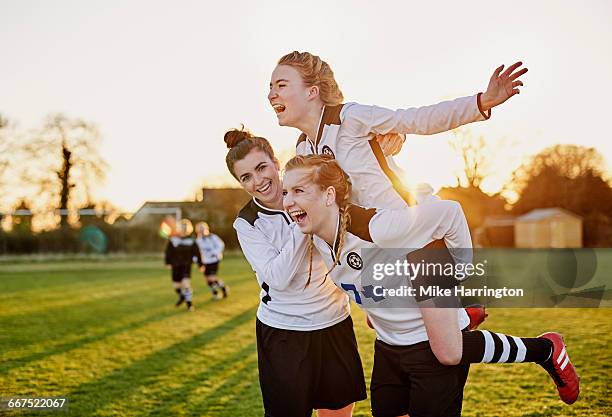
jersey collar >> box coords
[304,104,345,153]
[307,105,326,150]
[252,197,292,224]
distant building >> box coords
[129,188,250,248]
[473,208,584,248]
[473,215,516,248]
[130,201,200,225]
[130,188,250,224]
[515,208,583,248]
[199,188,250,206]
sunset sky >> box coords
[2,0,611,212]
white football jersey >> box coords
[196,234,225,264]
[312,202,471,346]
[296,94,489,210]
[234,198,350,331]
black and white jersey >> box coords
[196,234,225,264]
[312,202,471,346]
[234,198,350,331]
[165,236,202,267]
[296,94,489,210]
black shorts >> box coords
[256,316,366,417]
[171,264,191,282]
[371,339,470,417]
[203,262,219,276]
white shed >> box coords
[515,208,583,248]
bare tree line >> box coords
[1,112,611,246]
[447,129,612,245]
[0,113,110,230]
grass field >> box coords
[1,254,611,416]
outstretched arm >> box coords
[343,62,527,138]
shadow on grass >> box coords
[2,300,181,374]
[0,278,166,322]
[187,355,260,417]
[137,343,258,417]
[1,274,255,374]
[0,267,163,295]
[0,287,170,356]
[66,305,258,415]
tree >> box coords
[449,129,492,189]
[511,144,607,182]
[0,115,14,200]
[0,115,30,215]
[443,130,509,230]
[508,144,612,246]
[509,144,611,213]
[24,114,109,228]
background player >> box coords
[164,219,201,312]
[195,221,228,300]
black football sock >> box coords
[461,330,553,364]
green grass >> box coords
[1,254,610,416]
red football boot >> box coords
[465,304,488,330]
[538,332,580,404]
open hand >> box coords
[480,62,528,111]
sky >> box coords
[2,0,611,212]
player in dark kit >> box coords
[164,219,201,311]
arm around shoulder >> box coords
[234,218,309,291]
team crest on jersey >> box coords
[321,145,335,159]
[347,252,363,270]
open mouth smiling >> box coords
[289,209,307,224]
[272,104,286,114]
[257,181,272,193]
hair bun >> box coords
[224,127,253,149]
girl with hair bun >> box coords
[224,126,366,417]
[282,154,579,417]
